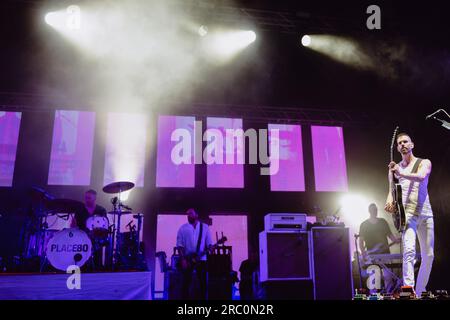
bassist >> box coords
[384,132,434,297]
[176,208,212,300]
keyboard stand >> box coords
[375,261,402,294]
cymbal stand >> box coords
[376,260,402,294]
[110,198,118,270]
[135,213,143,255]
[26,198,47,258]
[111,190,124,270]
[38,215,49,272]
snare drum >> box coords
[46,228,92,271]
[86,215,109,239]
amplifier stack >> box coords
[259,214,353,300]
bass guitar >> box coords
[179,236,227,270]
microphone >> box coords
[435,118,450,130]
[120,203,132,211]
[111,197,118,205]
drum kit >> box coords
[22,182,146,272]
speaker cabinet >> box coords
[260,280,314,300]
[167,270,201,300]
[207,275,233,300]
[311,227,353,300]
[167,270,182,300]
[259,231,312,282]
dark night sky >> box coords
[2,0,450,111]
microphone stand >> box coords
[110,198,118,271]
[354,234,363,292]
[425,109,443,120]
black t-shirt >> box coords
[239,259,258,282]
[359,218,392,253]
[74,204,107,231]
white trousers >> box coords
[402,214,434,295]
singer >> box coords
[384,132,435,297]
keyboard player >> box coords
[359,203,400,293]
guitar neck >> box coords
[197,238,227,257]
[390,126,398,167]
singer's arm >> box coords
[394,159,432,183]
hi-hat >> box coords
[102,181,135,194]
[108,211,133,215]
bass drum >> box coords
[46,228,92,271]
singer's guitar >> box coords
[388,126,406,232]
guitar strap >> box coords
[411,158,422,174]
[196,222,203,255]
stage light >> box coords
[219,30,256,49]
[104,113,147,189]
[66,5,81,30]
[44,12,58,26]
[119,190,131,202]
[198,25,208,37]
[247,31,257,43]
[339,193,389,256]
[339,193,372,229]
[208,30,256,60]
[301,35,311,47]
[44,5,81,30]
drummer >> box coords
[71,189,108,232]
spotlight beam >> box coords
[206,30,257,61]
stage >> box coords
[0,271,152,300]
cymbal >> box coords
[46,198,84,213]
[108,211,133,215]
[102,181,135,194]
[31,186,55,201]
